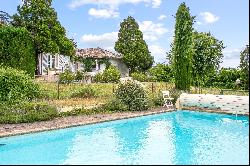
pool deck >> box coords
[0,107,174,138]
[1,107,248,138]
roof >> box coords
[76,47,122,59]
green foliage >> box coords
[169,88,182,105]
[98,58,111,69]
[171,2,194,91]
[149,63,173,82]
[12,0,75,60]
[192,31,225,91]
[115,80,149,111]
[131,72,149,82]
[115,16,154,72]
[70,86,96,98]
[83,58,95,72]
[102,65,121,83]
[205,68,242,89]
[0,102,58,124]
[0,11,11,26]
[59,69,74,84]
[239,45,249,89]
[103,99,128,112]
[93,72,104,83]
[0,66,41,104]
[0,26,36,76]
[75,70,85,81]
[149,93,164,107]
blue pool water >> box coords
[0,110,249,165]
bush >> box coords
[131,72,149,82]
[59,69,74,84]
[0,102,58,124]
[0,66,41,103]
[70,86,96,98]
[103,99,128,112]
[149,63,173,82]
[0,26,36,76]
[169,88,182,105]
[75,70,85,81]
[149,93,164,107]
[115,80,149,111]
[93,72,104,83]
[102,65,121,83]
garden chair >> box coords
[162,90,174,109]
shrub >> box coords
[115,80,149,111]
[75,70,85,81]
[169,88,182,105]
[93,72,104,83]
[0,66,41,103]
[149,63,173,82]
[0,102,58,124]
[131,72,148,82]
[102,65,121,83]
[149,93,164,107]
[0,26,36,76]
[103,99,128,112]
[59,69,74,84]
[70,86,96,98]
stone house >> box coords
[37,47,129,79]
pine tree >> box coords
[115,16,154,73]
[171,3,194,91]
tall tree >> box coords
[12,0,75,74]
[171,2,194,91]
[0,11,11,26]
[115,16,154,73]
[192,31,225,93]
[239,45,249,89]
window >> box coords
[48,55,55,69]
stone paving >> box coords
[0,107,174,138]
[1,104,248,138]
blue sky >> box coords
[1,0,249,68]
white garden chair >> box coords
[162,90,174,109]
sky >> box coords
[1,0,249,68]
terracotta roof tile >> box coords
[76,47,122,59]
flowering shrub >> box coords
[115,80,149,111]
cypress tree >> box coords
[172,2,194,91]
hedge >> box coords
[0,25,36,76]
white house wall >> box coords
[109,59,129,77]
[39,54,129,77]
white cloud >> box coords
[158,14,167,21]
[222,48,241,59]
[80,32,118,48]
[139,21,168,41]
[69,0,162,10]
[200,12,219,24]
[220,48,243,68]
[152,0,162,8]
[149,45,167,63]
[88,8,119,18]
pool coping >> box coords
[0,107,248,138]
[0,107,175,138]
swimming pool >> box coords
[0,110,249,165]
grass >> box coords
[37,81,248,109]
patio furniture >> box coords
[162,90,174,109]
